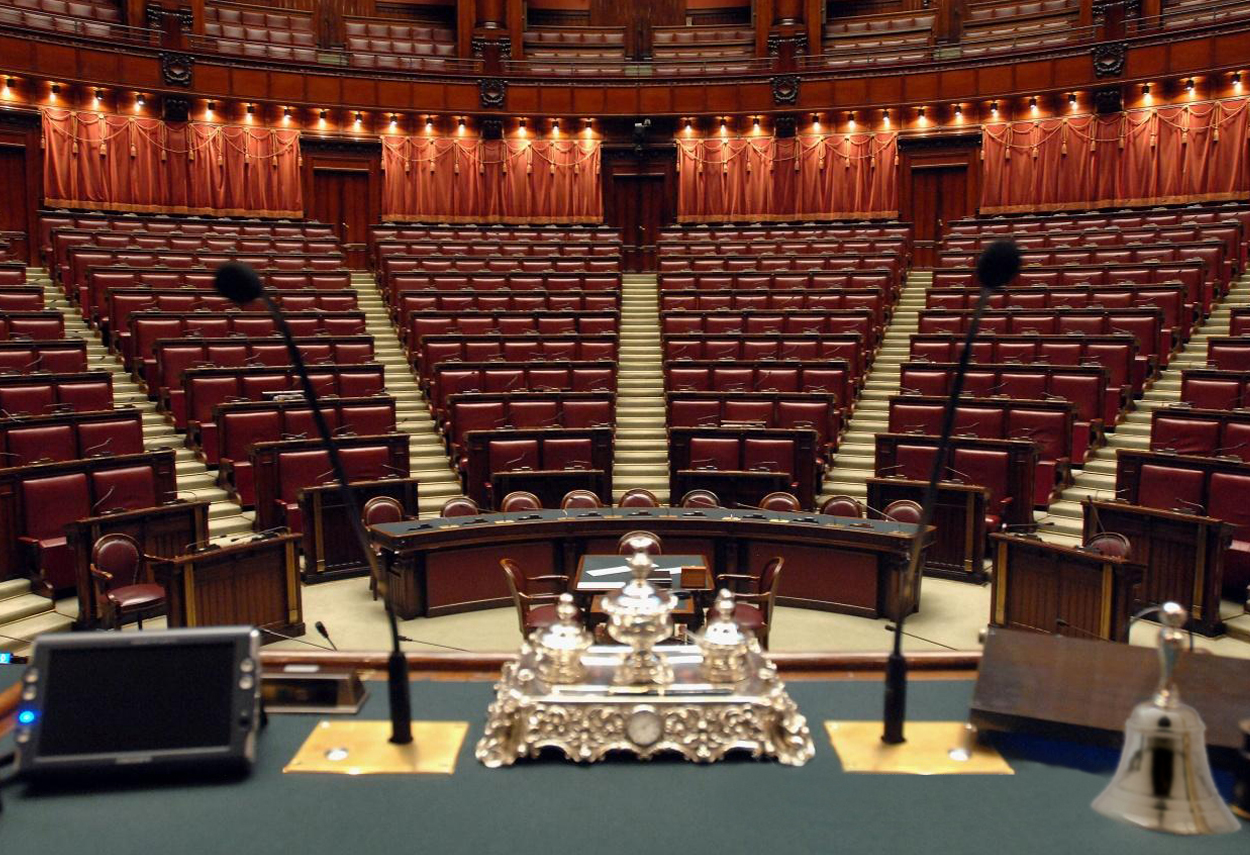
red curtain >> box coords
[676,132,898,222]
[980,97,1250,214]
[380,136,602,223]
[42,108,303,217]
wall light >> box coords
[551,118,560,137]
[953,104,962,122]
[847,111,856,130]
[1068,92,1077,109]
[134,92,145,113]
[811,112,821,131]
[426,115,434,132]
[882,109,890,128]
[1029,96,1038,114]
[353,112,363,129]
[1186,78,1195,92]
[49,83,59,102]
[282,106,291,124]
[990,101,999,118]
[93,88,102,106]
[1234,72,1243,93]
[245,103,254,123]
[319,109,328,127]
[517,117,527,138]
[389,113,398,129]
[206,100,215,119]
[583,117,593,137]
[917,106,927,125]
[1142,82,1152,104]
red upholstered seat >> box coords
[1151,416,1220,456]
[7,424,75,465]
[276,449,332,534]
[759,492,801,513]
[91,533,164,629]
[362,495,405,526]
[821,495,864,517]
[1208,472,1250,601]
[21,472,91,593]
[618,488,659,508]
[689,437,739,470]
[0,384,55,415]
[891,444,937,481]
[440,496,480,517]
[1137,464,1205,514]
[339,446,393,481]
[91,466,157,514]
[77,418,144,458]
[543,437,593,470]
[952,447,1012,532]
[221,411,282,506]
[489,439,539,473]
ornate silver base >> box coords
[476,645,815,767]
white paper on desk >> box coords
[586,565,682,577]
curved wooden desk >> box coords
[370,508,932,622]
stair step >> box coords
[0,592,54,625]
[0,578,32,601]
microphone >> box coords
[944,465,974,483]
[882,238,1020,747]
[215,262,413,746]
[83,436,113,457]
[315,620,338,651]
[90,485,117,514]
[1054,618,1106,641]
[258,625,335,651]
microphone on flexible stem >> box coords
[882,238,1020,746]
[215,261,412,746]
[314,620,338,651]
[258,625,335,651]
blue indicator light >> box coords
[17,709,36,725]
[0,652,11,664]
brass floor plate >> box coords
[284,720,469,776]
[825,721,1014,775]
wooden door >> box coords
[911,164,969,268]
[0,146,30,263]
[310,169,370,269]
[607,172,666,272]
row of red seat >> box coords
[0,264,27,287]
[899,361,1116,435]
[663,335,867,378]
[1230,309,1250,335]
[909,333,1140,397]
[414,336,619,388]
[888,395,1078,506]
[658,269,896,292]
[0,371,113,416]
[383,273,622,310]
[379,254,620,278]
[89,269,353,330]
[0,287,45,311]
[659,240,909,263]
[52,228,341,284]
[107,289,358,346]
[0,312,63,341]
[69,251,346,315]
[183,364,387,446]
[661,310,876,345]
[1209,337,1250,372]
[664,361,853,409]
[667,393,840,469]
[375,239,620,261]
[126,311,368,376]
[658,223,912,244]
[942,224,1242,268]
[445,394,616,474]
[404,310,619,350]
[213,398,398,506]
[672,427,819,510]
[1151,407,1250,461]
[469,429,613,509]
[391,291,618,325]
[1180,369,1250,410]
[427,361,616,426]
[0,408,143,468]
[0,340,89,374]
[147,336,375,425]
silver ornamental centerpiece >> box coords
[532,594,593,685]
[600,542,675,685]
[1091,602,1241,835]
[696,589,752,683]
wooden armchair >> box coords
[90,533,165,630]
[712,556,784,648]
[499,557,570,635]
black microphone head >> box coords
[214,261,263,305]
[315,620,330,638]
[975,239,1021,290]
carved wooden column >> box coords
[471,0,512,71]
[768,0,807,71]
[144,0,194,48]
[933,0,966,44]
[804,0,823,57]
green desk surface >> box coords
[0,667,1245,853]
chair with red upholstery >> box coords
[742,438,794,476]
[77,417,145,458]
[275,449,332,534]
[560,489,601,509]
[20,472,91,594]
[952,447,1013,532]
[500,557,568,635]
[1084,531,1132,560]
[0,383,55,416]
[618,488,659,508]
[891,444,938,481]
[500,491,542,512]
[219,410,283,506]
[820,495,864,517]
[1207,472,1250,602]
[90,466,157,514]
[884,499,923,524]
[339,446,394,482]
[617,530,663,555]
[440,496,480,517]
[90,533,164,629]
[488,439,539,473]
[1137,464,1206,514]
[1151,416,1220,456]
[680,489,720,508]
[759,491,802,513]
[6,425,75,465]
[543,437,593,471]
[688,437,739,471]
[362,495,406,526]
[712,556,783,648]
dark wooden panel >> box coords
[269,71,307,102]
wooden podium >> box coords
[67,499,210,629]
[867,477,988,582]
[989,533,1143,641]
[152,532,303,641]
[299,476,419,582]
[1082,498,1233,636]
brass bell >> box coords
[1091,602,1241,835]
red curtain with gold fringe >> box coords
[675,133,899,222]
[379,136,602,223]
[980,98,1250,214]
[42,109,303,217]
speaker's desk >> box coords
[0,659,1244,855]
[370,507,933,622]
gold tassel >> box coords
[454,160,460,174]
[429,159,435,173]
[1181,127,1188,145]
[1005,146,1011,161]
[72,141,78,155]
[1214,127,1220,142]
[100,140,107,156]
[160,149,166,162]
[794,157,799,172]
[870,154,876,169]
[549,163,554,175]
[844,156,850,170]
[1031,145,1037,159]
[130,144,136,157]
[1149,133,1156,149]
[217,154,224,167]
[189,149,194,161]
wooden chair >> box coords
[362,496,406,600]
[499,557,569,635]
[500,491,542,512]
[618,488,659,508]
[712,556,784,649]
[820,495,864,517]
[560,489,602,509]
[1085,531,1131,559]
[759,491,801,513]
[680,488,719,508]
[440,496,480,517]
[883,499,923,524]
[90,533,164,630]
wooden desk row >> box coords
[370,507,933,622]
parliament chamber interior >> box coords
[1,0,1250,849]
